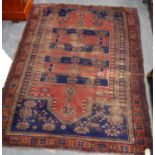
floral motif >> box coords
[64,87,75,97]
[62,104,75,115]
[61,125,66,130]
[42,122,55,132]
[94,110,107,120]
[107,105,125,126]
[91,105,108,122]
[19,107,32,119]
[32,126,37,129]
[105,128,120,137]
[24,100,37,108]
[74,121,90,134]
[74,125,90,134]
[16,122,29,130]
[107,114,123,126]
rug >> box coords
[3,4,152,154]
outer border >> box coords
[2,3,152,154]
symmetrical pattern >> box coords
[3,4,152,154]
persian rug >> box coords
[3,3,152,154]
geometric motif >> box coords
[2,4,152,154]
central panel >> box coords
[41,27,109,124]
[10,6,131,142]
[30,27,111,124]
